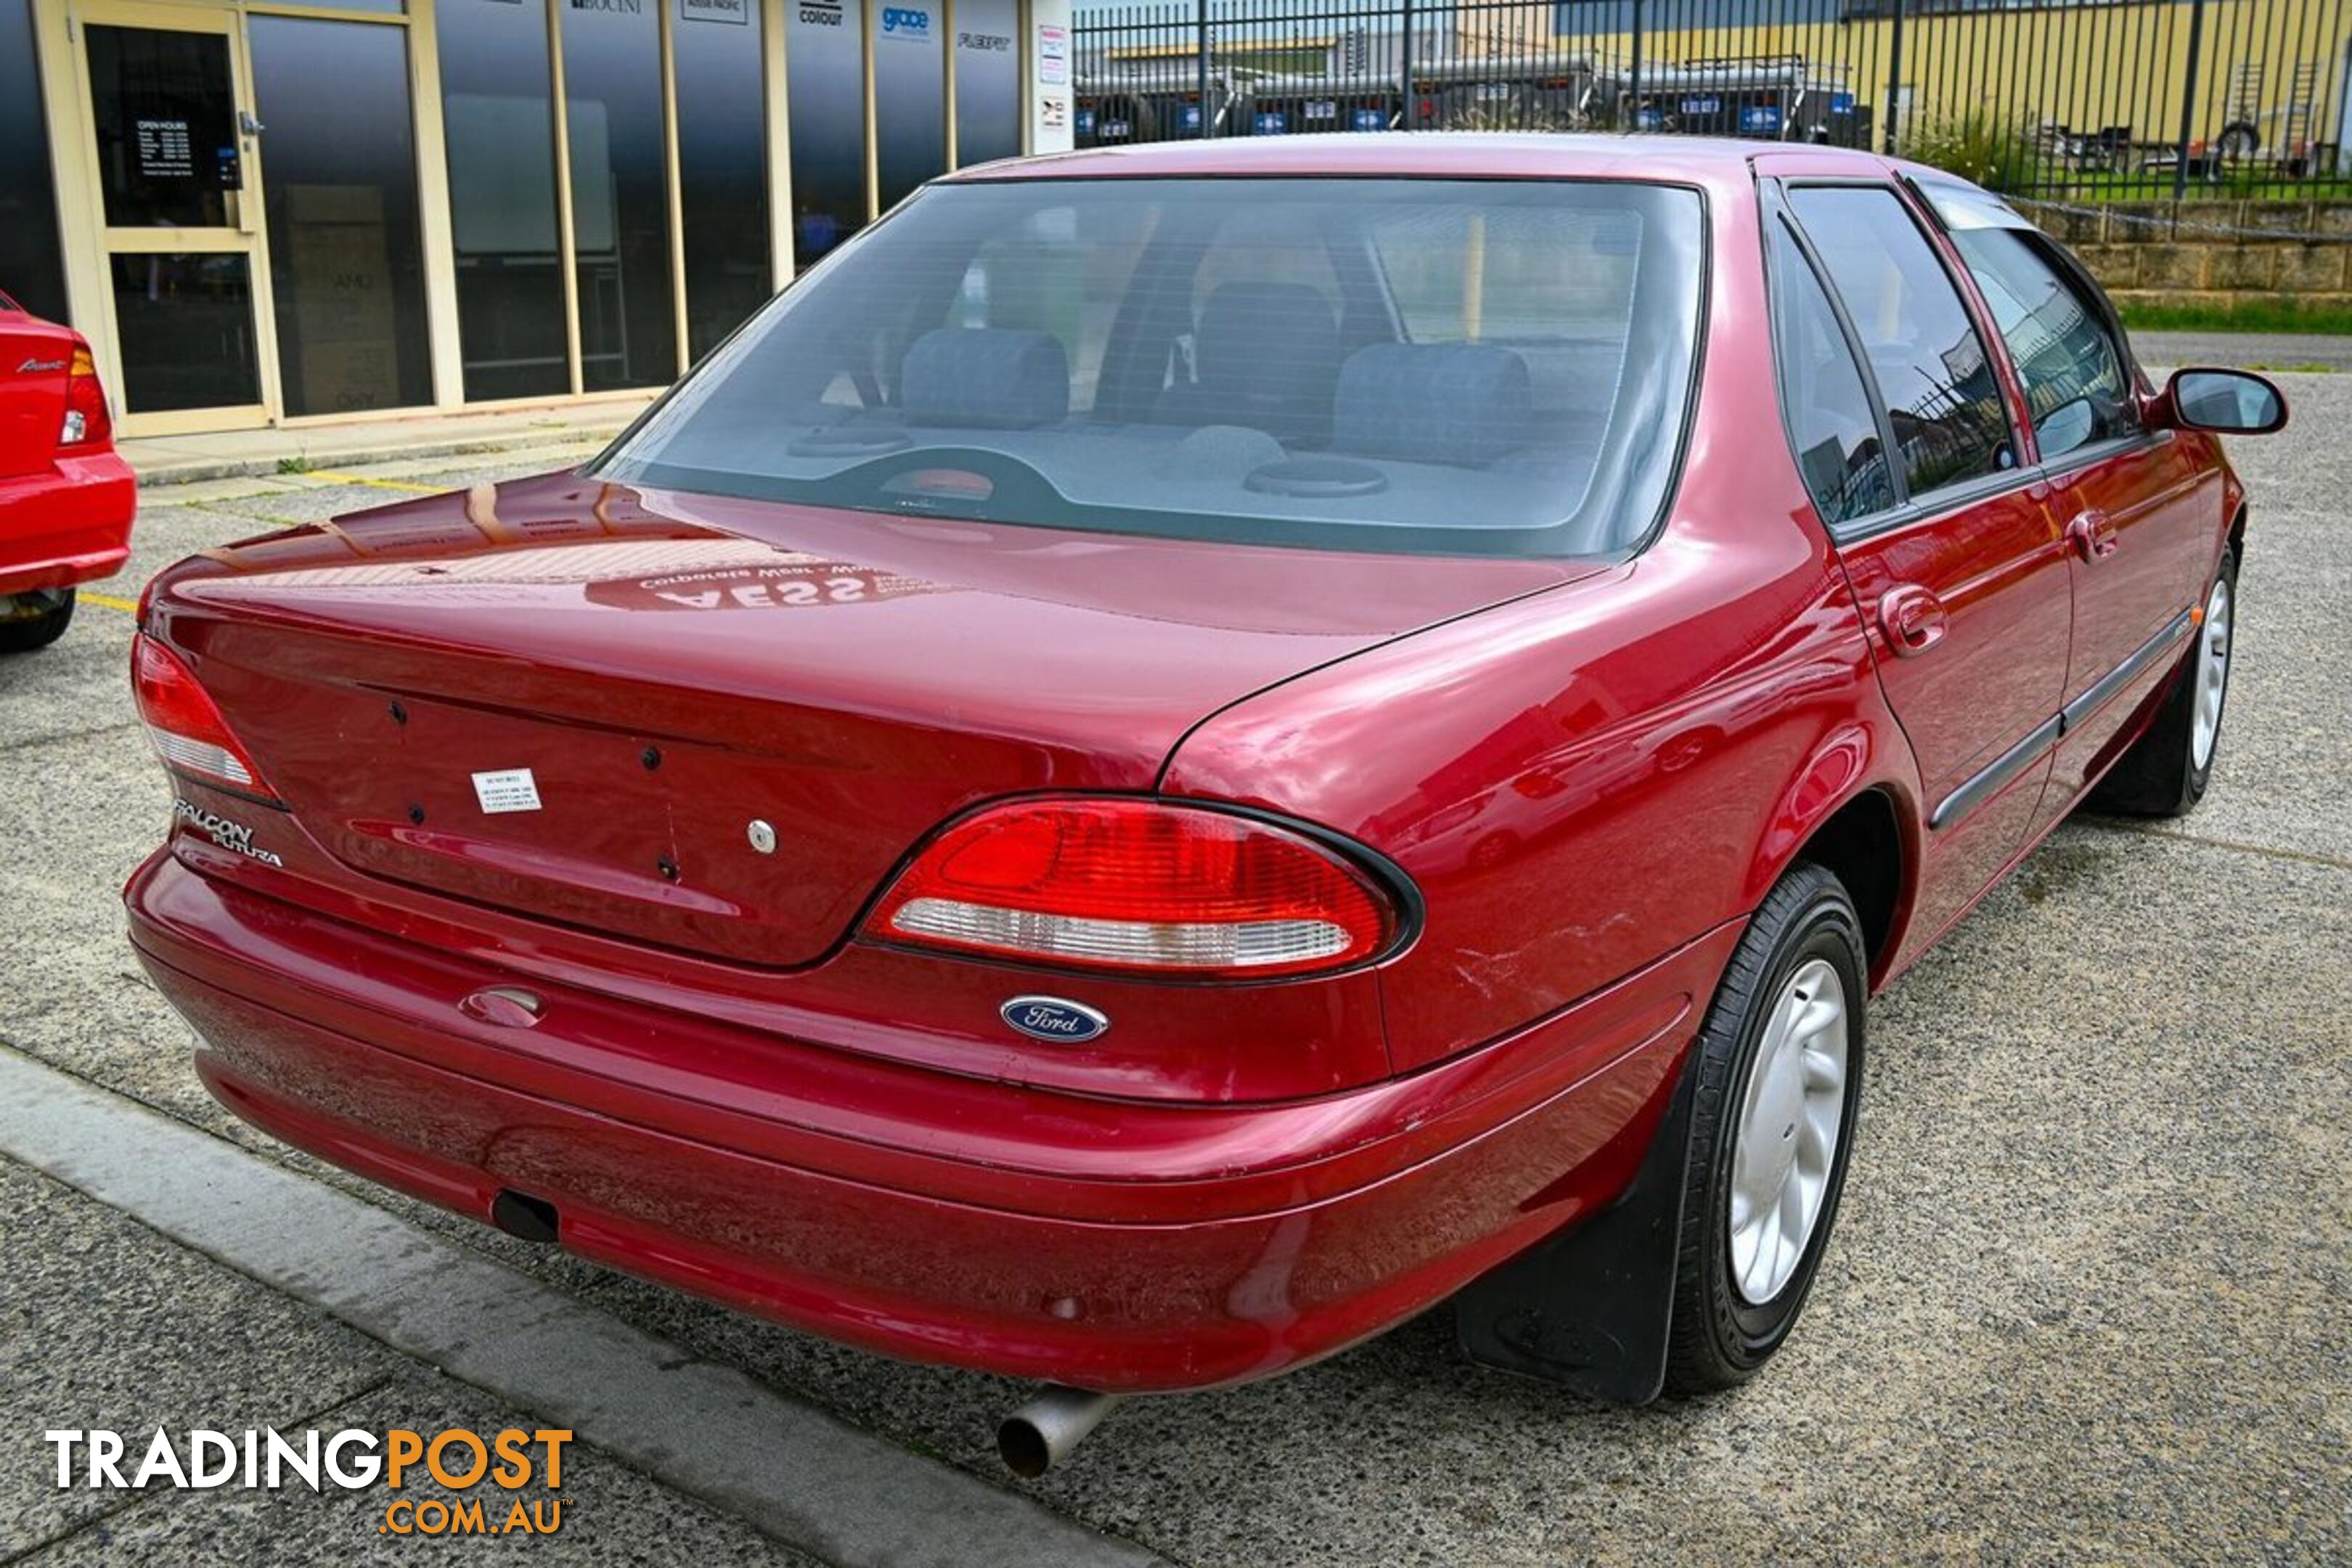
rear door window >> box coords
[1787,185,2015,500]
[1767,218,1895,525]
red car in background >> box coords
[122,138,2282,1469]
[0,291,133,653]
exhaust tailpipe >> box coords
[997,1386,1122,1477]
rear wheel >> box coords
[2086,546,2236,818]
[0,588,75,653]
[1664,862,1866,1395]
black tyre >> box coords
[2086,545,2236,818]
[0,588,75,654]
[1663,862,1866,1395]
[2216,121,2261,162]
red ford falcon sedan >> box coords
[124,136,2281,1465]
[1,291,134,653]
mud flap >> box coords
[1450,1048,1696,1405]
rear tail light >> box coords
[60,345,113,449]
[865,798,1407,979]
[131,632,284,806]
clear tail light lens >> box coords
[131,632,283,806]
[60,345,113,449]
[865,798,1405,978]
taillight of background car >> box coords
[865,797,1408,979]
[59,343,113,449]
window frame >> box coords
[1760,187,1900,531]
[1767,175,2038,544]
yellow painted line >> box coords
[81,592,140,613]
[304,468,446,494]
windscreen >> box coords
[597,177,1705,558]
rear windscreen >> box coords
[597,176,1705,558]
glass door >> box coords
[74,1,274,432]
[246,13,433,417]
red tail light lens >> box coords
[131,632,283,806]
[60,345,113,449]
[866,799,1405,978]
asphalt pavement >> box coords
[1,388,2346,1565]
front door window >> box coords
[1948,227,2140,462]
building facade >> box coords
[0,0,1076,436]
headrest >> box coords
[900,328,1070,429]
[1333,343,1534,467]
[1196,283,1340,385]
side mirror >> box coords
[2164,367,2288,435]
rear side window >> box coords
[1767,219,1895,525]
[1787,186,2013,499]
[598,177,1706,558]
[1951,227,2139,462]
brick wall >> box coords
[2019,199,2352,311]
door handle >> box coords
[2066,509,2120,562]
[1877,584,1948,658]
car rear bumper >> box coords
[126,849,1734,1392]
[0,454,136,596]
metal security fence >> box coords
[1071,0,2352,199]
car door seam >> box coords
[1930,605,2196,832]
[1927,715,2062,832]
[2057,607,2196,736]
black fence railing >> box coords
[1071,0,2352,200]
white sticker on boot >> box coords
[470,767,542,814]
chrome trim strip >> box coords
[2060,608,2197,734]
[1930,714,2062,831]
[1930,606,2197,833]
